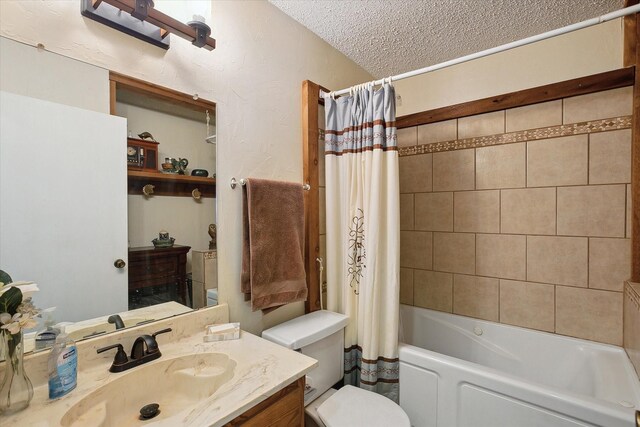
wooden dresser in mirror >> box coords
[128,245,191,308]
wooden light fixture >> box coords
[81,0,215,51]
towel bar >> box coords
[230,177,311,191]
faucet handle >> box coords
[152,328,172,339]
[97,343,129,372]
[140,328,171,357]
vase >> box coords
[0,330,33,414]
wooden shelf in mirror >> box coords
[128,170,216,198]
[110,72,216,115]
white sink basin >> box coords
[60,353,236,427]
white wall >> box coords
[395,19,623,115]
[0,0,373,334]
[0,37,109,112]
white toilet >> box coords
[262,310,410,427]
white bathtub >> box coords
[399,305,640,427]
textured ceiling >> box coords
[269,0,623,78]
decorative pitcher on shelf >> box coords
[176,158,189,175]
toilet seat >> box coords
[316,385,410,427]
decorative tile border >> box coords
[626,282,640,312]
[397,116,632,157]
[319,117,631,155]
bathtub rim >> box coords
[399,342,638,426]
[399,305,640,416]
[400,303,630,355]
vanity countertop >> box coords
[24,301,193,354]
[2,306,317,426]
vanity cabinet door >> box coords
[225,377,304,426]
[0,91,128,321]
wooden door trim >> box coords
[302,80,321,313]
[396,67,635,129]
[109,71,216,114]
[625,1,639,67]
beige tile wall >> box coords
[476,143,526,189]
[399,87,632,346]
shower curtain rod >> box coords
[322,4,640,98]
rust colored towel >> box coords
[241,178,308,312]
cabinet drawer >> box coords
[128,277,180,290]
[129,257,178,281]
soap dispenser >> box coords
[47,326,77,399]
[35,307,58,350]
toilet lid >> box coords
[317,385,410,427]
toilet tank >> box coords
[262,310,349,405]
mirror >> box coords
[0,37,217,355]
[114,73,218,312]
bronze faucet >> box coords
[108,314,125,330]
[97,328,172,373]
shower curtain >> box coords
[324,83,400,401]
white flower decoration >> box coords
[0,312,37,335]
[0,279,41,335]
